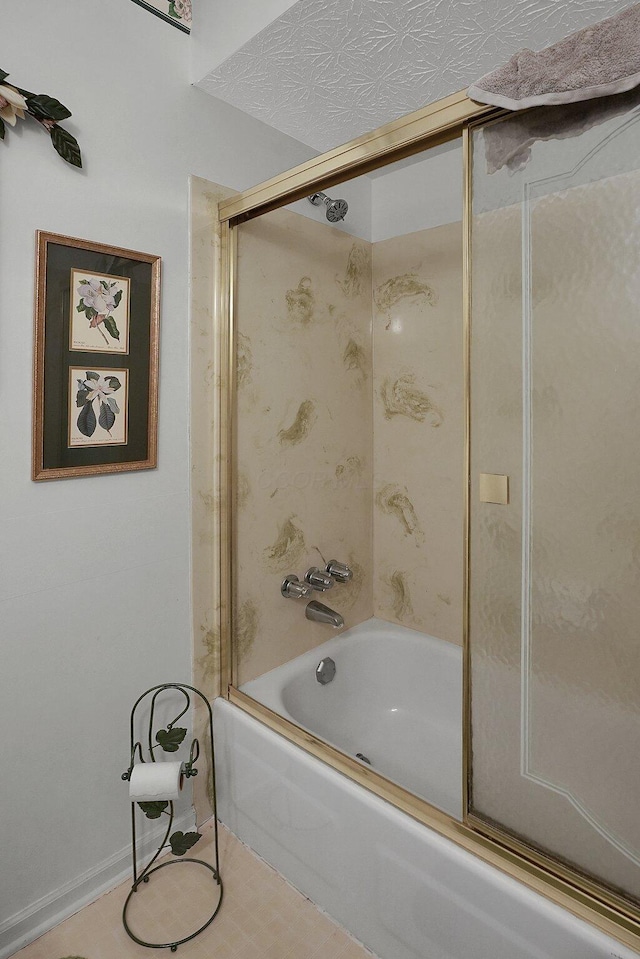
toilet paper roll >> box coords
[129,762,184,802]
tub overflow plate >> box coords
[315,657,336,685]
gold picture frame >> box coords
[33,231,160,480]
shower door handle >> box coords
[479,473,509,505]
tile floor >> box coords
[12,822,376,959]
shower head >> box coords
[308,191,348,223]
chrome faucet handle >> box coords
[281,575,313,600]
[325,560,353,583]
[304,567,333,591]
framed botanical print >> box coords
[130,0,191,33]
[69,269,131,353]
[32,232,160,480]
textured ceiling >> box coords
[196,0,632,152]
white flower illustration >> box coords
[76,276,123,344]
[172,0,192,23]
[75,372,122,438]
[77,278,117,318]
[80,374,117,403]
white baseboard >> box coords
[0,809,196,959]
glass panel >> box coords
[470,98,640,904]
[233,183,374,687]
[232,146,466,817]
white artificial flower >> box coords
[0,83,27,126]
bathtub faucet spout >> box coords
[305,600,344,629]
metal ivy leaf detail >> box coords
[137,801,169,819]
[169,830,201,856]
[0,67,82,167]
[155,727,187,752]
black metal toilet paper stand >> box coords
[121,683,223,951]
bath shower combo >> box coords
[213,63,640,959]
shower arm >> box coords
[308,191,348,223]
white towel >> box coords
[468,4,640,111]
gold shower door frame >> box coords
[215,90,640,952]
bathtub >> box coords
[214,618,639,959]
[240,617,462,818]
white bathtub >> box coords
[215,618,639,959]
[240,617,462,818]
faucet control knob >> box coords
[325,560,353,583]
[281,575,314,600]
[304,567,333,591]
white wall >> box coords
[371,140,463,241]
[0,2,313,953]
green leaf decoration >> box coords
[76,303,85,312]
[50,124,82,168]
[169,830,201,856]
[0,71,81,169]
[113,289,123,308]
[76,388,90,408]
[98,400,115,432]
[77,401,96,437]
[155,727,187,752]
[137,800,169,819]
[103,315,120,340]
[26,94,72,121]
[105,395,120,415]
[85,370,99,380]
[105,375,121,391]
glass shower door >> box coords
[468,96,640,907]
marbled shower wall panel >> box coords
[372,223,464,644]
[235,210,373,683]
